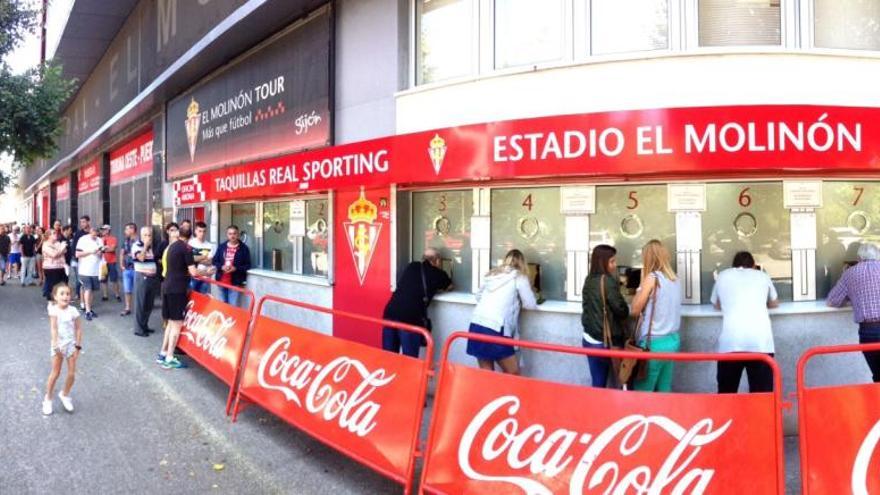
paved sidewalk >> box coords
[0,284,397,494]
[0,283,804,493]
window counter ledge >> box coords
[433,292,853,318]
[246,269,332,287]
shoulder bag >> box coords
[617,279,658,386]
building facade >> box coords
[21,0,880,429]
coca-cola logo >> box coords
[852,418,880,494]
[256,337,396,437]
[181,300,234,359]
[458,395,732,494]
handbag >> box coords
[619,279,658,385]
[419,263,432,345]
[599,275,625,384]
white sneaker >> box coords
[42,398,53,415]
[58,393,74,412]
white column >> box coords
[471,187,491,293]
[790,208,817,301]
[565,215,590,302]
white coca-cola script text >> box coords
[457,395,732,494]
[256,337,396,437]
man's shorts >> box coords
[122,268,135,294]
[8,253,20,265]
[161,293,189,321]
[79,275,100,291]
[105,263,119,283]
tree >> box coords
[0,0,74,193]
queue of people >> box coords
[383,236,880,393]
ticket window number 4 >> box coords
[519,194,539,240]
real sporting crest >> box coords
[344,188,382,285]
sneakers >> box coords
[84,311,94,321]
[79,301,85,310]
[161,357,187,369]
[155,353,166,364]
[116,295,122,302]
[42,398,53,415]
[58,393,74,412]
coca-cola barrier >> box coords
[419,332,785,494]
[797,343,880,495]
[231,295,432,495]
[179,276,255,415]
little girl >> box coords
[43,283,83,415]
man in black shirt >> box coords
[0,225,10,286]
[382,248,452,357]
[19,224,37,286]
[158,223,197,369]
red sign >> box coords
[109,130,153,184]
[179,291,251,387]
[55,177,70,201]
[77,160,101,194]
[236,314,427,486]
[800,383,880,494]
[332,187,392,346]
[421,346,783,493]
[173,105,880,205]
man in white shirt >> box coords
[710,251,780,393]
[76,227,105,320]
[8,225,21,279]
[187,221,216,294]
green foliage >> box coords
[0,0,75,194]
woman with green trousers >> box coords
[630,240,682,392]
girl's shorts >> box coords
[52,341,77,359]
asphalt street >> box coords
[0,281,804,494]
[0,282,398,494]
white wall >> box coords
[396,52,880,133]
[334,0,407,144]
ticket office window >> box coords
[252,198,330,278]
[491,187,566,301]
[219,202,259,270]
[590,185,676,282]
[816,181,880,298]
[302,198,330,277]
[262,201,293,272]
[412,190,473,291]
[702,182,792,302]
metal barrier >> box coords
[420,332,786,494]
[179,276,256,415]
[231,294,432,495]
[797,342,880,494]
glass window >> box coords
[412,190,474,291]
[816,182,880,298]
[491,187,565,300]
[221,202,258,269]
[417,0,475,84]
[262,201,292,272]
[702,183,791,302]
[590,185,676,274]
[591,0,669,55]
[814,0,880,51]
[698,0,781,47]
[495,0,565,69]
[303,198,330,277]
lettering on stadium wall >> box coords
[173,105,880,205]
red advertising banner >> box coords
[109,129,154,184]
[174,105,880,205]
[77,160,100,194]
[798,344,880,494]
[233,296,431,492]
[179,289,252,388]
[421,334,784,494]
[55,177,70,201]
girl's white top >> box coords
[48,303,80,345]
[471,267,538,338]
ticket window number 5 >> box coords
[621,191,643,239]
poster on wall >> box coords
[165,7,331,179]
